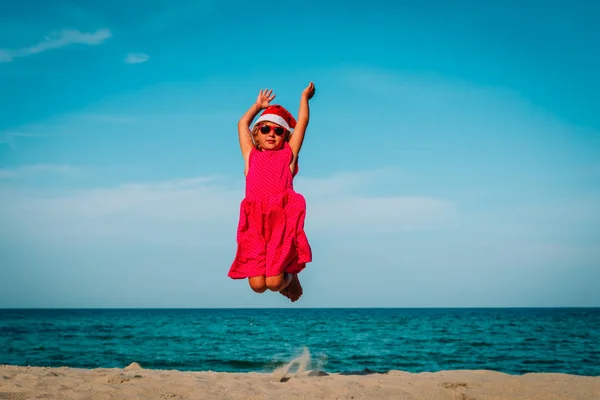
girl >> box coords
[228,83,316,302]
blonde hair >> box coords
[251,123,291,150]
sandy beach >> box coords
[1,362,598,400]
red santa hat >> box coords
[253,105,297,132]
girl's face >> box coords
[256,122,288,150]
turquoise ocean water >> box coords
[1,308,598,376]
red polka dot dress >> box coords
[228,142,312,279]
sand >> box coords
[1,361,598,400]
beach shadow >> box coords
[280,371,327,382]
[338,368,387,376]
[279,368,387,382]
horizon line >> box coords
[1,306,598,310]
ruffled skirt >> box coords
[228,189,312,279]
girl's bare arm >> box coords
[238,89,276,159]
[289,82,315,157]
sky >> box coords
[0,0,599,308]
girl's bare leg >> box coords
[265,272,293,292]
[269,272,303,303]
[248,276,267,293]
[282,274,303,302]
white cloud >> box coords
[0,29,111,63]
[0,50,12,63]
[0,171,451,244]
[125,52,149,64]
[0,131,51,151]
[0,164,81,179]
[294,168,404,200]
[78,113,139,124]
[308,196,456,236]
[0,170,457,307]
[1,171,598,308]
[0,112,139,150]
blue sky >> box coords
[1,0,599,308]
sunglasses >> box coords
[259,124,287,136]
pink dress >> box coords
[228,142,312,279]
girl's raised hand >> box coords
[256,89,276,109]
[302,82,315,100]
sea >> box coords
[1,308,598,376]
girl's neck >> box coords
[258,143,286,152]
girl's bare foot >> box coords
[279,274,303,302]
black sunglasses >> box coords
[259,125,286,136]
